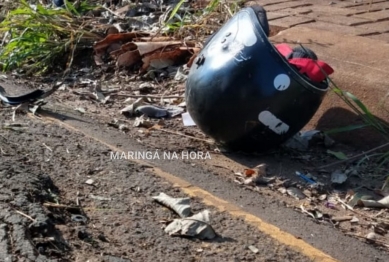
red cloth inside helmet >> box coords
[275,43,334,83]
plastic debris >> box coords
[85,179,95,185]
[135,105,170,118]
[283,130,335,151]
[331,170,347,184]
[287,187,306,199]
[182,112,196,126]
[89,194,112,201]
[357,195,389,208]
[152,192,191,218]
[164,210,216,240]
[295,171,316,185]
[248,245,259,254]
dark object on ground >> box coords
[0,83,61,105]
[185,5,333,152]
[0,87,45,105]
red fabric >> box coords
[275,43,293,57]
[275,44,334,82]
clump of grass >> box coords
[0,0,101,75]
[159,0,241,40]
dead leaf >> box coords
[152,192,191,218]
[141,48,191,72]
[93,32,149,52]
[164,210,216,240]
[134,42,182,56]
[116,50,141,67]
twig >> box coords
[113,94,184,99]
[43,202,81,209]
[15,210,36,222]
[316,142,389,170]
[152,127,214,144]
[42,143,52,152]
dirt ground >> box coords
[0,112,314,262]
[1,0,389,261]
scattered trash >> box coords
[357,195,389,208]
[182,112,196,126]
[365,232,377,241]
[324,201,337,210]
[248,245,259,254]
[89,194,112,201]
[295,171,316,185]
[331,170,347,185]
[286,187,306,200]
[71,214,87,224]
[85,179,95,185]
[278,187,287,194]
[319,194,327,201]
[283,130,334,151]
[152,193,191,218]
[133,116,153,128]
[348,192,374,208]
[75,107,86,114]
[350,216,359,224]
[118,124,130,132]
[244,169,256,177]
[164,210,216,240]
[135,105,170,118]
[121,98,145,116]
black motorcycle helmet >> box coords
[185,5,333,152]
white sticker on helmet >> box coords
[258,111,289,135]
[274,74,290,91]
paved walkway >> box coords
[247,0,389,42]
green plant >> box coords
[300,43,389,165]
[160,0,238,38]
[0,0,100,75]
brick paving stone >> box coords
[354,10,389,22]
[348,0,389,12]
[274,7,313,14]
[356,20,389,34]
[262,1,312,12]
[294,21,379,36]
[306,13,373,26]
[303,5,359,16]
[245,0,298,7]
[267,12,290,21]
[268,15,315,28]
[366,32,389,42]
[335,0,388,8]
